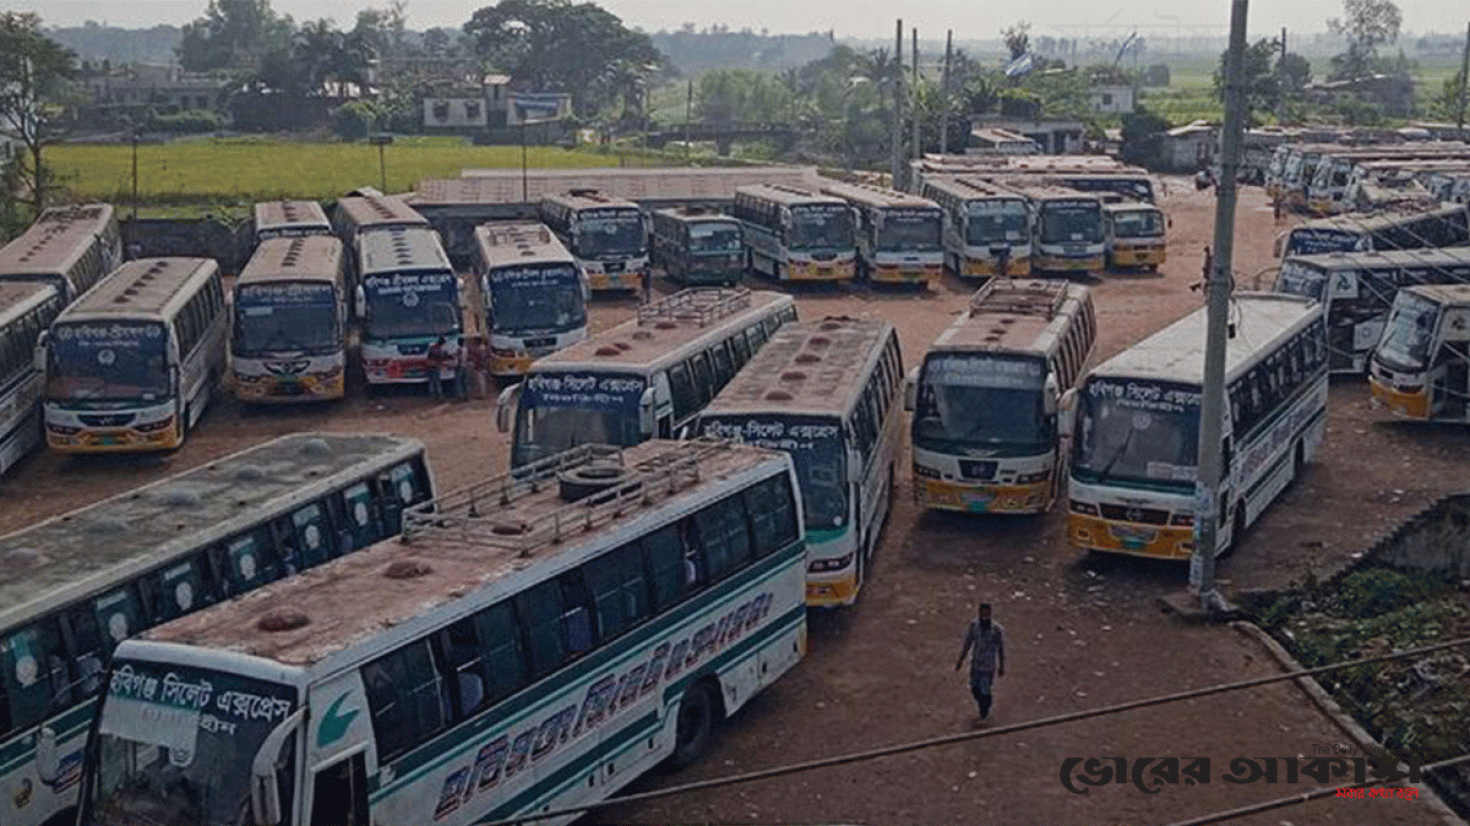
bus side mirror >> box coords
[1272,236,1284,259]
[639,387,657,438]
[250,709,303,826]
[495,384,520,434]
[846,449,863,484]
[33,330,49,373]
[1043,374,1060,415]
[904,366,919,411]
[35,725,58,784]
[354,286,367,320]
[1058,389,1078,442]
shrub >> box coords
[149,109,226,134]
[333,101,379,141]
[1335,568,1449,619]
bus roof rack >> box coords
[969,278,1069,320]
[637,286,752,327]
[401,438,735,555]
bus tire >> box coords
[1146,263,1159,273]
[1292,441,1305,484]
[1222,503,1246,558]
[668,680,718,771]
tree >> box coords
[1002,22,1030,61]
[462,0,662,116]
[0,12,76,213]
[1326,0,1401,80]
[178,0,295,73]
[1214,38,1280,125]
[354,2,408,63]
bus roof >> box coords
[358,226,452,275]
[0,281,59,319]
[994,182,1100,202]
[651,205,738,223]
[137,439,788,667]
[253,200,331,231]
[922,176,1028,201]
[1103,201,1162,214]
[236,236,344,286]
[63,257,216,317]
[473,221,572,268]
[1087,293,1318,385]
[0,208,110,277]
[1283,246,1470,271]
[334,194,429,233]
[1401,282,1470,305]
[734,183,845,208]
[422,166,820,205]
[533,288,793,374]
[0,433,425,632]
[700,317,892,418]
[540,189,641,210]
[928,280,1091,357]
[1289,202,1467,234]
[817,179,941,210]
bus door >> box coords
[308,752,369,826]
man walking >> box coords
[955,602,1006,722]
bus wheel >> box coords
[1292,441,1305,484]
[1222,504,1246,558]
[1146,263,1159,273]
[668,680,718,770]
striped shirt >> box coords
[958,619,1005,677]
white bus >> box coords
[649,207,746,287]
[697,318,903,607]
[497,288,798,468]
[1369,283,1470,422]
[817,179,944,287]
[1005,183,1105,274]
[1275,247,1470,373]
[1066,293,1328,560]
[232,236,349,403]
[41,258,227,453]
[0,432,433,826]
[0,282,66,474]
[910,280,1096,515]
[538,190,650,293]
[253,200,334,246]
[1103,201,1167,272]
[920,177,1032,278]
[355,227,464,388]
[471,222,587,378]
[1273,202,1470,260]
[732,184,857,282]
[75,439,807,826]
[0,203,122,301]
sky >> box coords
[11,0,1470,41]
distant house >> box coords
[1089,85,1135,114]
[81,65,229,116]
[1307,74,1417,118]
[968,114,1086,155]
[1159,121,1216,173]
[967,127,1041,155]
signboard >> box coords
[522,371,644,414]
[507,92,571,125]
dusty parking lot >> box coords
[2,179,1464,826]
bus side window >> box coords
[433,617,492,723]
[291,502,336,568]
[64,606,106,698]
[668,362,699,422]
[472,600,528,705]
[583,542,651,642]
[340,481,382,550]
[362,640,445,764]
[323,493,352,557]
[222,529,281,594]
[743,474,799,558]
[380,462,427,535]
[730,331,751,365]
[147,556,214,623]
[690,352,714,406]
[514,579,571,679]
[92,586,146,658]
[708,342,734,388]
[557,572,597,659]
[641,524,688,611]
[745,325,766,352]
[694,492,753,583]
[0,620,70,734]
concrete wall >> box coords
[1354,494,1470,578]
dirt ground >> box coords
[3,179,1464,826]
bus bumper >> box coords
[586,270,642,291]
[47,420,180,453]
[1067,513,1195,560]
[806,575,858,607]
[490,352,536,377]
[788,261,854,281]
[1035,255,1103,273]
[871,263,943,284]
[962,257,1030,278]
[234,372,344,402]
[1368,376,1431,419]
[914,478,1051,514]
[1108,245,1166,268]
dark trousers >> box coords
[970,672,995,718]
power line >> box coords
[482,635,1470,826]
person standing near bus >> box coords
[426,336,452,400]
[955,602,1006,723]
[464,334,490,400]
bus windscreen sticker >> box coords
[522,372,644,414]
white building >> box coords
[1090,85,1135,114]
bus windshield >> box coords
[574,211,645,258]
[84,660,296,826]
[689,222,743,254]
[1039,202,1102,244]
[1111,209,1165,239]
[362,271,459,340]
[1376,292,1440,370]
[914,354,1048,455]
[1073,378,1201,490]
[700,415,847,531]
[512,371,646,466]
[877,209,942,252]
[1284,227,1364,257]
[47,321,170,403]
[787,205,853,252]
[966,201,1029,246]
[488,265,586,336]
[234,282,339,355]
[1276,261,1329,301]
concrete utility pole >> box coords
[912,28,921,177]
[1278,27,1288,125]
[1191,0,1251,611]
[940,30,953,156]
[1458,21,1470,141]
[892,19,904,189]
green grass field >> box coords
[47,136,648,209]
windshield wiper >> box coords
[1097,426,1137,479]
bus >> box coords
[1103,201,1168,271]
[355,227,464,388]
[1273,202,1470,259]
[650,207,746,287]
[1006,184,1105,274]
[471,222,587,378]
[40,258,227,453]
[497,288,798,467]
[333,194,432,314]
[909,280,1096,515]
[1066,293,1328,560]
[0,203,122,301]
[696,318,902,607]
[253,200,334,246]
[1302,143,1470,215]
[231,236,349,403]
[0,432,433,826]
[538,189,650,292]
[1369,283,1470,422]
[732,184,857,283]
[74,439,806,826]
[0,283,66,474]
[920,177,1032,278]
[1275,247,1470,373]
[817,179,944,287]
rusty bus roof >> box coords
[534,288,793,373]
[473,221,573,269]
[0,281,60,319]
[139,439,788,667]
[921,177,1028,202]
[0,208,111,277]
[928,280,1092,357]
[733,183,845,208]
[237,236,344,287]
[64,258,216,317]
[0,433,426,633]
[420,166,820,204]
[987,181,1101,203]
[334,194,429,233]
[816,178,941,211]
[253,200,331,233]
[699,317,893,418]
[540,189,641,210]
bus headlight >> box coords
[808,554,854,573]
[1016,470,1050,484]
[134,417,175,433]
[47,423,81,435]
[1170,513,1194,527]
[1069,500,1099,515]
[912,463,941,480]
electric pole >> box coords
[940,30,953,156]
[911,27,921,178]
[1457,21,1470,141]
[1191,0,1251,612]
[1278,27,1288,125]
[891,19,904,190]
